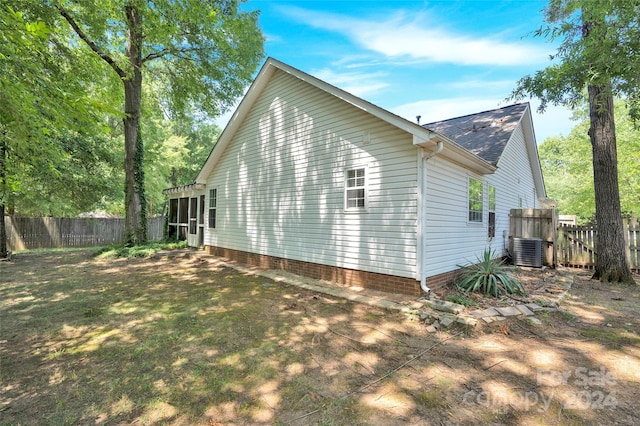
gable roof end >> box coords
[193,58,496,184]
[425,103,546,200]
[423,103,529,166]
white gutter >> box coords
[419,140,444,295]
[425,140,443,160]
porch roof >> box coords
[162,183,206,196]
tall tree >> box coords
[540,99,640,223]
[1,4,111,258]
[512,0,638,284]
[55,0,264,244]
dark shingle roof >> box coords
[422,103,529,166]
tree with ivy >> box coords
[55,0,264,244]
[512,0,638,284]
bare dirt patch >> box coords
[1,250,639,425]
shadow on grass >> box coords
[1,250,639,425]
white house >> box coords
[163,58,547,295]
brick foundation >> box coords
[205,245,424,296]
[204,245,464,297]
[424,269,462,296]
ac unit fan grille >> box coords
[511,237,542,268]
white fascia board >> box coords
[194,60,278,184]
[273,59,431,136]
[512,103,547,199]
[162,183,206,196]
[414,133,497,175]
[527,109,547,200]
[195,57,496,183]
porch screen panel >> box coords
[189,197,197,234]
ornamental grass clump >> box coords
[456,249,525,297]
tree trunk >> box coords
[588,84,634,284]
[123,3,146,245]
[0,130,7,259]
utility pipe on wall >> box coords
[420,140,444,295]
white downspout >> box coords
[425,140,443,161]
[420,140,444,295]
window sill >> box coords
[343,208,368,214]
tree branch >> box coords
[142,46,205,63]
[56,5,127,79]
[142,48,171,63]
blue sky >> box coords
[228,0,576,142]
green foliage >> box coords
[540,99,640,223]
[512,0,638,283]
[94,240,187,259]
[141,81,221,215]
[11,128,122,217]
[1,0,262,240]
[456,249,525,297]
[512,0,640,117]
[444,293,478,308]
[1,2,121,218]
[54,0,264,243]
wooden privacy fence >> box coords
[556,225,596,269]
[4,216,165,251]
[510,209,640,272]
[557,221,640,272]
[509,209,556,266]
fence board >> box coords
[509,209,556,266]
[628,225,639,271]
[557,222,639,273]
[4,216,165,250]
[510,210,639,273]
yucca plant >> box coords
[456,249,525,297]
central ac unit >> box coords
[510,237,542,268]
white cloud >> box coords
[311,68,389,97]
[279,6,549,66]
[264,32,283,43]
[447,79,514,91]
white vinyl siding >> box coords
[204,69,418,278]
[424,123,540,276]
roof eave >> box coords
[196,57,498,183]
[194,59,279,184]
[414,134,497,175]
[520,105,546,199]
[162,183,206,195]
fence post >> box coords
[623,218,631,268]
[552,209,558,267]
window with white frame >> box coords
[468,178,483,223]
[488,185,496,237]
[208,188,217,229]
[345,168,366,210]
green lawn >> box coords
[1,249,639,425]
[1,250,418,425]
